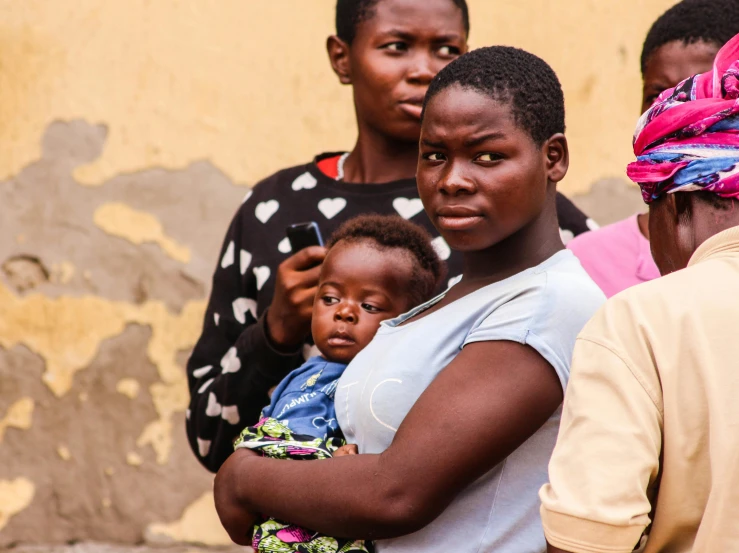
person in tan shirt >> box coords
[541,33,739,553]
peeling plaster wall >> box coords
[0,119,239,546]
[0,0,677,546]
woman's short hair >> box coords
[423,45,564,146]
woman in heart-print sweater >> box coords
[186,0,593,472]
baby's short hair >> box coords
[641,0,739,75]
[327,214,446,305]
[423,46,564,146]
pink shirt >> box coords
[567,215,660,298]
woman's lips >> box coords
[398,101,424,120]
[437,215,483,231]
[436,206,484,231]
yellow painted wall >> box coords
[0,0,677,545]
[2,0,676,193]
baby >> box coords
[233,214,445,553]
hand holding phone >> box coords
[286,222,324,252]
[266,222,327,349]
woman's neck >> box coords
[456,198,564,294]
[342,126,419,184]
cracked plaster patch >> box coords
[0,397,35,443]
[51,262,76,284]
[126,452,144,467]
[146,491,231,546]
[94,203,192,264]
[0,119,244,543]
[57,445,72,461]
[0,120,244,467]
[0,478,35,532]
[0,281,205,464]
[2,256,49,293]
[0,120,243,312]
[117,378,141,400]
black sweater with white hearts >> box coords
[186,152,593,472]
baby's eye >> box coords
[424,152,446,162]
[475,153,503,162]
[322,296,339,305]
[361,303,382,313]
[437,45,461,57]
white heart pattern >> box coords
[198,378,214,394]
[214,313,220,326]
[221,347,242,374]
[192,365,213,379]
[221,405,240,425]
[586,218,600,231]
[221,241,235,269]
[197,438,211,457]
[559,228,575,245]
[253,266,271,290]
[393,197,424,219]
[291,172,317,191]
[255,199,279,223]
[318,198,347,219]
[240,249,252,275]
[431,236,451,261]
[233,297,257,324]
[278,236,292,254]
[205,392,222,417]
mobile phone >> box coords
[286,222,324,253]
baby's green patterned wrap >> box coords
[234,417,373,553]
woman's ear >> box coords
[327,35,352,85]
[673,192,693,225]
[544,133,569,184]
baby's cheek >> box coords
[311,312,331,338]
[357,324,382,349]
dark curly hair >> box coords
[641,0,739,75]
[335,0,470,44]
[327,214,446,305]
[422,46,564,146]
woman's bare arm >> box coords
[215,339,563,542]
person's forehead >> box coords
[645,40,720,85]
[362,0,465,36]
[423,86,519,139]
[322,242,413,290]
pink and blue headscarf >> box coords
[627,33,739,203]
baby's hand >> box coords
[333,444,358,457]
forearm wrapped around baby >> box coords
[234,417,367,553]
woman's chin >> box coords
[438,232,489,253]
[385,120,422,143]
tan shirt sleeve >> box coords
[540,324,664,553]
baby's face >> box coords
[311,240,415,364]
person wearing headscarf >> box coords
[567,0,739,298]
[541,32,739,553]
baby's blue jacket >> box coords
[260,356,347,439]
